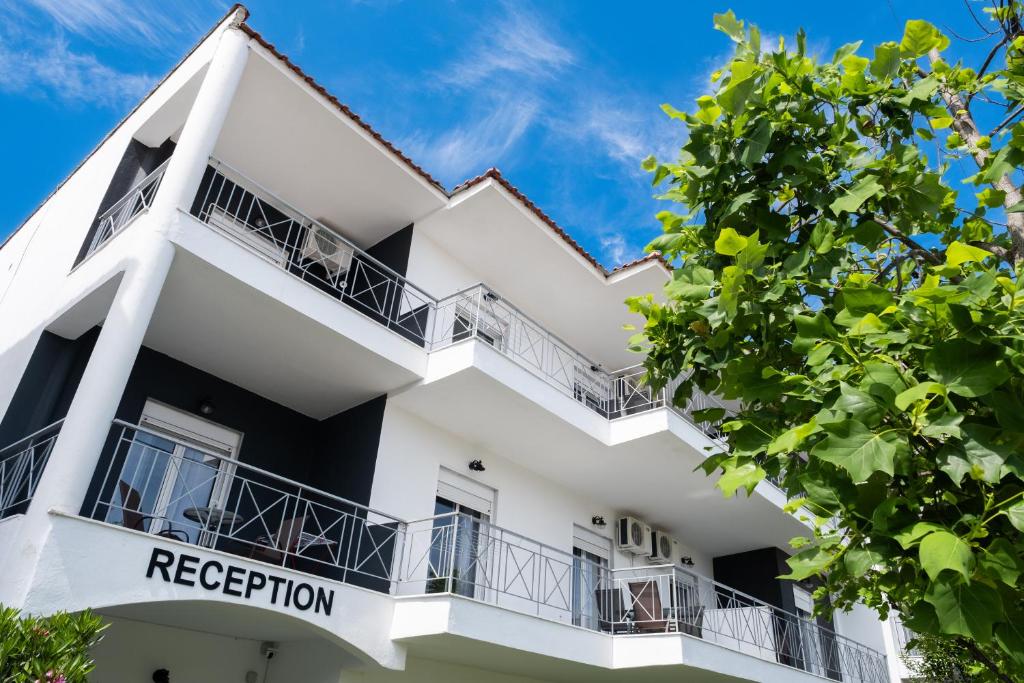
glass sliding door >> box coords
[427,496,490,598]
[572,547,608,629]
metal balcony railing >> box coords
[399,511,889,683]
[84,159,169,258]
[91,420,406,590]
[191,160,435,344]
[35,418,883,675]
[430,285,733,435]
[0,420,62,518]
[80,157,737,442]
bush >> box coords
[0,607,106,683]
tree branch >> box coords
[990,103,1024,137]
[861,216,943,265]
[962,638,1015,683]
[929,49,1024,262]
[968,240,1012,264]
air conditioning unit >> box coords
[302,223,353,276]
[649,530,679,563]
[616,516,651,555]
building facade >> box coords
[0,7,907,683]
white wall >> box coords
[405,229,481,300]
[91,619,553,683]
[370,403,714,577]
[91,617,268,683]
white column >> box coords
[29,235,174,515]
[0,21,252,607]
[148,23,249,221]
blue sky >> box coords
[0,1,997,267]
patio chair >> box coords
[117,480,188,542]
[250,516,306,567]
[595,587,634,634]
[628,581,677,634]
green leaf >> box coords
[919,530,974,581]
[665,263,715,300]
[1007,501,1024,532]
[925,577,1002,642]
[845,547,883,577]
[811,420,900,483]
[694,95,722,125]
[979,538,1022,586]
[767,420,818,455]
[829,176,882,215]
[717,74,757,117]
[740,118,772,167]
[895,521,945,549]
[713,10,745,42]
[834,383,884,425]
[961,424,1021,483]
[717,460,765,498]
[900,19,948,58]
[895,382,946,411]
[832,40,863,64]
[870,42,901,80]
[781,545,834,581]
[841,283,894,314]
[715,227,749,256]
[847,312,887,336]
[946,240,993,267]
[925,340,1010,398]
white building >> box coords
[0,7,905,683]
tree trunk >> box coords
[929,49,1024,262]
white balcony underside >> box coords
[144,223,426,418]
[391,340,806,557]
[392,596,829,683]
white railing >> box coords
[0,420,62,518]
[429,284,734,435]
[85,159,169,258]
[92,420,407,588]
[77,419,884,675]
[192,160,435,344]
[397,512,888,682]
[182,162,736,441]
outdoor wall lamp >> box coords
[152,670,170,683]
[591,515,607,528]
[468,459,486,472]
[198,397,216,416]
[680,556,695,567]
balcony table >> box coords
[183,506,245,532]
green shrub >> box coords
[0,607,106,683]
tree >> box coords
[630,3,1024,680]
[0,607,106,683]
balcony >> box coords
[183,159,734,437]
[0,420,62,519]
[5,419,887,681]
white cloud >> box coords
[600,233,628,265]
[18,0,208,50]
[437,1,574,90]
[0,35,154,107]
[401,94,539,181]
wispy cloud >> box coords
[0,0,205,108]
[401,94,539,180]
[437,1,574,90]
[19,0,208,50]
[0,34,154,106]
[600,233,628,265]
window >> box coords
[427,469,495,598]
[106,401,241,546]
[572,526,611,629]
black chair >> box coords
[595,587,634,634]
